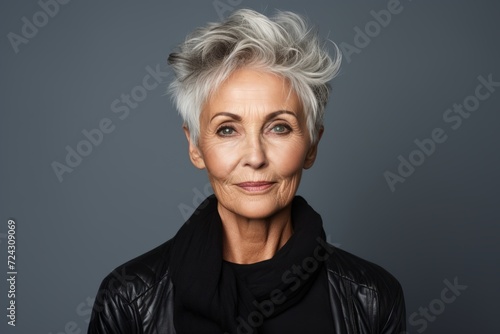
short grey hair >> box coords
[168,9,341,144]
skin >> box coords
[184,68,323,264]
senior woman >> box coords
[88,9,405,334]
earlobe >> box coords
[304,127,324,169]
[183,126,206,170]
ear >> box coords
[183,126,206,170]
[304,126,324,169]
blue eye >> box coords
[271,124,291,134]
[217,126,235,136]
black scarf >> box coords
[170,195,327,334]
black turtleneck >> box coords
[226,259,335,334]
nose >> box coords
[242,133,268,169]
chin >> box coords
[224,195,290,220]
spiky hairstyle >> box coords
[168,9,341,144]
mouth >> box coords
[236,181,276,193]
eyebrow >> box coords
[210,110,298,123]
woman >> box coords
[88,9,405,334]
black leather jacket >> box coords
[88,239,405,333]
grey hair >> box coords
[168,8,341,144]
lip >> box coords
[236,181,276,192]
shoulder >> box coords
[324,244,406,330]
[89,239,177,333]
[96,238,174,303]
[326,244,403,295]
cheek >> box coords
[270,139,309,177]
[200,135,309,182]
[200,141,239,180]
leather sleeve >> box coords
[380,278,406,333]
[327,245,407,333]
[87,273,143,334]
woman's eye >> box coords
[217,126,235,136]
[271,124,291,134]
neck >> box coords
[218,203,294,264]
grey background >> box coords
[1,0,499,333]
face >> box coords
[185,68,322,221]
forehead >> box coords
[203,68,302,115]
